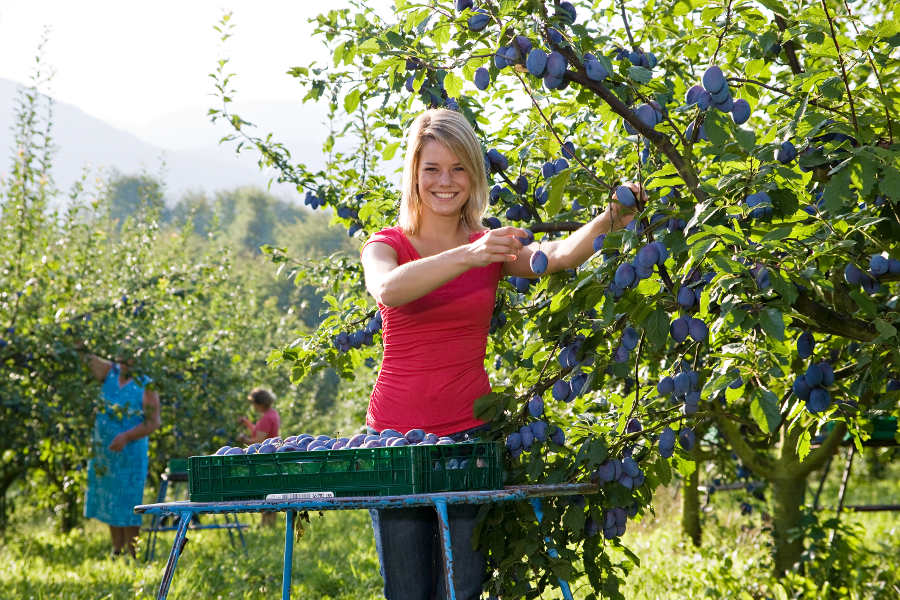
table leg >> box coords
[157,511,191,600]
[145,476,170,562]
[282,509,295,600]
[529,498,574,600]
[433,498,456,600]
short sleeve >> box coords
[362,226,415,264]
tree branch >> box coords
[820,0,860,137]
[791,422,846,477]
[774,16,804,75]
[560,65,708,204]
[792,288,877,342]
[840,0,893,143]
[712,402,776,480]
[729,78,848,117]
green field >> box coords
[3,453,897,599]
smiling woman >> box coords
[359,108,636,599]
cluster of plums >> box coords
[504,419,564,458]
[684,65,751,125]
[213,428,471,456]
[844,254,900,295]
[792,360,835,414]
[333,311,382,353]
[610,239,669,297]
[658,425,696,458]
[657,363,704,416]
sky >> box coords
[0,0,387,131]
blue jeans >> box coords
[369,425,489,600]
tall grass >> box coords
[2,447,897,599]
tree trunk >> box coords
[0,469,23,533]
[771,474,808,574]
[682,465,702,546]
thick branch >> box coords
[792,288,877,342]
[712,403,776,480]
[774,16,804,75]
[791,422,846,477]
[561,66,708,204]
[530,221,583,233]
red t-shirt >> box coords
[252,408,280,439]
[363,226,503,436]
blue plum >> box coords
[677,286,696,308]
[657,376,674,395]
[474,67,490,90]
[526,48,548,77]
[527,394,544,418]
[796,331,815,359]
[776,141,797,164]
[731,98,751,124]
[530,250,549,275]
[702,65,727,93]
[670,316,689,342]
[467,9,490,31]
[807,388,831,413]
[545,51,567,78]
[530,420,548,442]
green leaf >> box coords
[343,88,361,114]
[797,429,811,461]
[357,38,380,54]
[643,308,670,350]
[734,127,756,153]
[473,392,502,421]
[703,110,729,147]
[545,171,570,217]
[750,390,781,434]
[874,318,898,342]
[443,71,463,98]
[759,308,785,341]
[627,66,652,84]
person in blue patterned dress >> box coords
[81,346,161,557]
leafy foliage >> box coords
[211,0,899,593]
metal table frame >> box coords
[135,483,596,600]
[143,470,248,561]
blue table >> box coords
[134,483,596,600]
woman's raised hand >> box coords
[465,226,530,267]
[605,182,643,230]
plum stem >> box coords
[711,0,734,66]
[617,0,635,48]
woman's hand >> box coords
[604,182,643,231]
[464,227,529,267]
[108,433,129,452]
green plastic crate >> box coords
[187,441,503,502]
[167,458,189,475]
[821,416,898,444]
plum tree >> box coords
[210,0,900,594]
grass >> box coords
[1,447,898,599]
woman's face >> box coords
[416,139,472,222]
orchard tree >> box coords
[0,77,325,532]
[212,0,898,595]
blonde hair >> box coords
[399,109,488,235]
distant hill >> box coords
[0,78,327,201]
